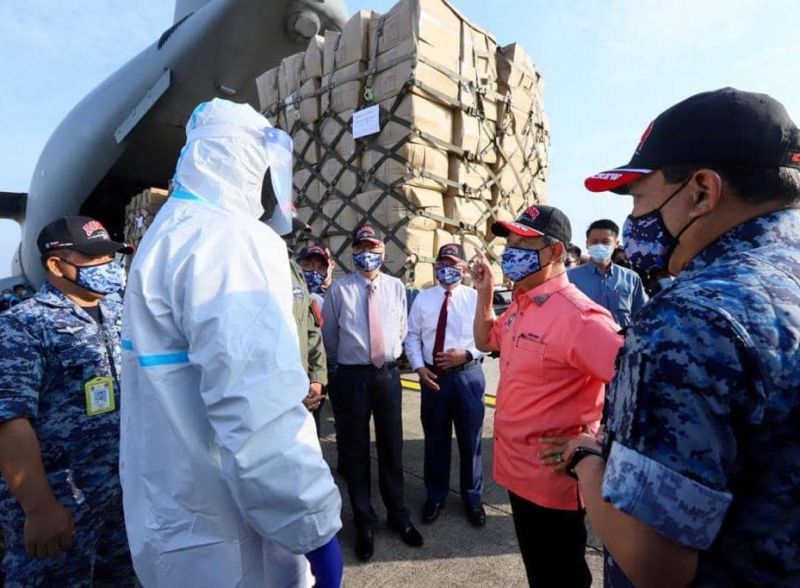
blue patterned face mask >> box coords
[353,251,383,272]
[623,178,695,273]
[501,246,545,282]
[64,259,126,295]
[435,264,463,286]
[303,270,326,294]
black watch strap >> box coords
[565,446,605,480]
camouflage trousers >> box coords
[0,471,136,588]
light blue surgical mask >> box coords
[353,251,383,272]
[501,246,544,282]
[435,265,463,286]
[64,259,126,295]
[587,244,614,263]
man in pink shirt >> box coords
[472,205,623,587]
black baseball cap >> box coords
[297,244,331,263]
[436,243,466,263]
[38,216,134,257]
[352,224,383,245]
[491,205,572,244]
[585,87,800,194]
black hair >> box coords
[661,164,800,205]
[586,219,620,238]
[566,244,582,258]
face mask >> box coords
[353,251,383,272]
[501,246,546,282]
[622,178,697,273]
[303,270,326,294]
[63,260,126,295]
[587,244,614,263]
[435,265,462,286]
[657,277,675,290]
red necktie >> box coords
[432,290,451,372]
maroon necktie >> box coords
[432,290,451,372]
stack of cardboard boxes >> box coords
[256,0,549,287]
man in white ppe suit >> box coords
[120,98,343,588]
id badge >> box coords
[84,376,116,416]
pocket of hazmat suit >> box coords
[120,99,342,588]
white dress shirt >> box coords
[404,283,483,371]
[322,271,407,366]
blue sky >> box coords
[1,0,798,278]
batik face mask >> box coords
[435,264,463,286]
[501,246,545,282]
[622,178,695,273]
[353,251,383,272]
[303,270,326,294]
[64,259,126,295]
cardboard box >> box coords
[363,143,450,192]
[279,52,305,100]
[292,128,319,165]
[304,35,325,80]
[255,66,280,113]
[320,110,356,159]
[321,61,367,114]
[372,94,453,147]
[297,78,320,125]
[448,156,495,195]
[443,194,490,231]
[324,10,371,72]
[370,0,461,61]
[293,168,321,206]
[370,50,459,108]
[461,21,497,85]
[454,109,497,163]
[320,158,360,199]
[497,43,537,89]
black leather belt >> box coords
[425,358,483,375]
[338,362,398,372]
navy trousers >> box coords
[420,362,485,505]
[329,365,410,531]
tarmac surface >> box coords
[318,357,605,587]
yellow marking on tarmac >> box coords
[401,378,496,408]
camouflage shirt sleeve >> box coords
[602,298,747,550]
[0,316,44,422]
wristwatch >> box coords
[565,446,605,480]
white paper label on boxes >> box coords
[352,105,380,139]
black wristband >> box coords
[565,446,605,480]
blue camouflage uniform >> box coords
[602,209,800,587]
[0,283,135,587]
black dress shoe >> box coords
[465,503,486,527]
[390,522,424,547]
[421,500,444,524]
[355,528,374,561]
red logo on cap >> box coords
[441,244,459,256]
[635,120,655,155]
[523,206,540,221]
[791,152,800,164]
[82,220,108,239]
[357,225,374,238]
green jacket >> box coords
[290,260,328,386]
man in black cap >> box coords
[0,216,136,585]
[321,224,423,561]
[471,205,623,587]
[567,88,800,586]
[405,243,487,527]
